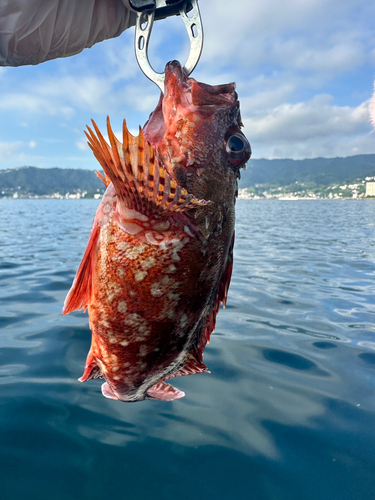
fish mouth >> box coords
[164,60,187,88]
[143,61,240,146]
[163,60,238,109]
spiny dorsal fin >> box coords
[95,170,111,188]
[85,117,211,216]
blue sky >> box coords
[1,0,374,170]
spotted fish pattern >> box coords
[63,61,251,402]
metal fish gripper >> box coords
[133,0,204,92]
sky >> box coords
[0,0,374,170]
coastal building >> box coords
[365,181,375,197]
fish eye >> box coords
[227,135,245,152]
[225,132,251,165]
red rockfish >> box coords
[63,61,251,402]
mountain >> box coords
[0,166,104,197]
[1,154,375,198]
[238,154,375,188]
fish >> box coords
[63,60,251,402]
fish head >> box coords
[143,60,251,202]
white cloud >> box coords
[0,70,159,121]
[119,83,159,113]
[22,75,112,115]
[269,36,366,76]
[0,142,22,160]
[243,95,375,159]
[245,95,370,140]
[238,77,296,113]
[0,93,75,118]
[370,82,375,128]
[29,140,36,149]
[102,31,143,81]
[199,0,375,82]
[76,139,88,151]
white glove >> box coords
[0,0,137,66]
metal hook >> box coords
[134,0,204,92]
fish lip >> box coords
[163,60,191,103]
[164,60,187,88]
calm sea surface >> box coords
[1,199,375,500]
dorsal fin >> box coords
[95,170,111,187]
[85,117,211,217]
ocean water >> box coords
[1,198,375,500]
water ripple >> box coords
[1,199,375,499]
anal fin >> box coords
[165,350,210,381]
[146,382,185,401]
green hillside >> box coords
[0,166,104,197]
[239,154,375,188]
[1,154,375,198]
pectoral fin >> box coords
[63,224,100,315]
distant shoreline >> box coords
[1,195,373,201]
[237,195,373,200]
[238,197,373,201]
[2,158,375,200]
